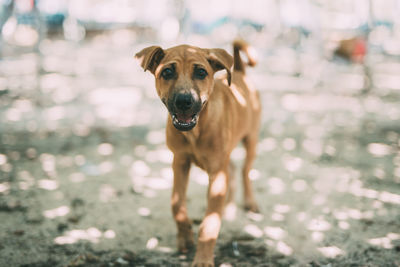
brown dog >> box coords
[135,40,261,266]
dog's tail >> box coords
[233,39,257,73]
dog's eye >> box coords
[194,68,208,80]
[161,67,174,80]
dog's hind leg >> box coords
[242,135,260,213]
[223,161,237,220]
[225,161,236,205]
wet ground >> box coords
[1,29,400,266]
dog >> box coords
[135,40,261,266]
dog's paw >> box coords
[177,232,195,253]
[244,201,260,213]
[191,252,214,267]
[191,259,214,267]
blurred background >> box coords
[1,0,400,266]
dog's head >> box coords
[135,45,232,131]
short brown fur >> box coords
[135,40,261,266]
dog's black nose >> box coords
[175,93,194,111]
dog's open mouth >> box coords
[171,113,198,131]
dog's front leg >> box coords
[193,166,229,267]
[171,154,194,253]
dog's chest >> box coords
[181,131,220,171]
[182,131,198,148]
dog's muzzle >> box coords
[168,92,202,131]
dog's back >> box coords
[211,40,261,147]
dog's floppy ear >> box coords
[135,46,165,74]
[205,48,233,85]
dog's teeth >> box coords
[172,114,178,123]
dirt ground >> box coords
[1,29,400,266]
